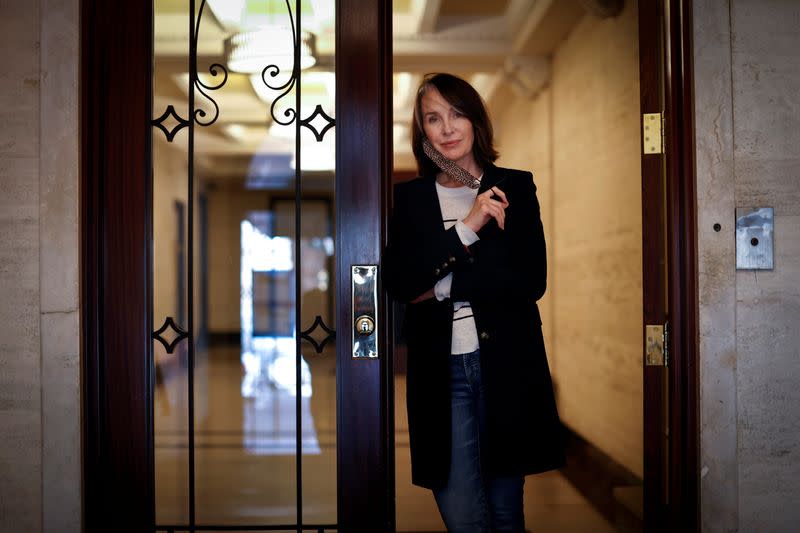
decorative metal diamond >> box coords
[152,105,190,142]
[300,315,336,354]
[299,104,336,142]
[152,316,188,354]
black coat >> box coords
[383,164,565,490]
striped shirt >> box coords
[434,181,481,355]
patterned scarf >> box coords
[423,138,482,189]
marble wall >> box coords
[695,0,800,530]
[0,1,43,531]
[0,0,80,531]
[492,0,643,478]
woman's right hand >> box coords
[462,186,510,232]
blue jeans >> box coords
[433,350,525,533]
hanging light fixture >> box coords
[225,27,317,74]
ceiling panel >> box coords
[439,0,509,18]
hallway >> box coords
[154,346,614,531]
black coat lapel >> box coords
[421,174,446,231]
[477,163,502,194]
[475,164,506,239]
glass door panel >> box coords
[153,3,191,525]
[152,0,337,529]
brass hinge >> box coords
[645,321,669,366]
[642,112,665,155]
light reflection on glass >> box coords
[239,217,318,455]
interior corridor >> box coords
[154,346,614,531]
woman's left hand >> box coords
[462,186,510,233]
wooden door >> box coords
[81,1,393,532]
[639,0,698,530]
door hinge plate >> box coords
[643,112,664,154]
[645,323,668,366]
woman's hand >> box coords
[410,287,435,304]
[462,186,510,232]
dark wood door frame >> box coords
[664,1,699,530]
[640,0,699,531]
[81,0,393,531]
[81,0,154,530]
[336,0,395,531]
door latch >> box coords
[352,265,378,358]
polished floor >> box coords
[154,345,614,532]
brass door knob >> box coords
[355,315,375,336]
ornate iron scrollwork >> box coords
[151,105,190,142]
[153,0,335,143]
[259,0,299,129]
[256,0,335,142]
[152,0,228,141]
[300,315,336,353]
[300,104,336,142]
[192,0,229,127]
[152,316,188,354]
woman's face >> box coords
[420,86,476,170]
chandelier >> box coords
[225,27,317,74]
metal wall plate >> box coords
[352,265,378,358]
[736,207,774,270]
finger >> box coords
[482,197,509,210]
[480,203,502,218]
[490,186,509,206]
[486,205,505,229]
[493,203,507,225]
[495,208,506,230]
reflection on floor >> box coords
[154,345,614,532]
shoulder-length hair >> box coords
[411,72,499,177]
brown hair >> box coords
[411,72,499,177]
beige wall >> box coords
[206,185,272,333]
[0,0,80,531]
[153,138,190,336]
[695,0,800,530]
[493,0,643,478]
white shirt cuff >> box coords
[434,273,453,301]
[455,220,480,246]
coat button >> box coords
[434,268,441,276]
[449,256,456,263]
[479,331,489,340]
[467,257,475,264]
[442,262,449,269]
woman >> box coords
[384,73,565,532]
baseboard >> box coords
[559,426,643,528]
